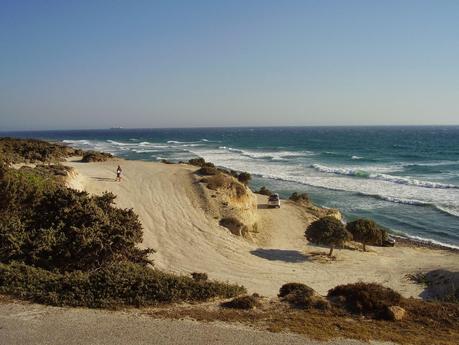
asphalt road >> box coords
[0,302,396,345]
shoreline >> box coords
[392,235,459,253]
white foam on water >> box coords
[312,164,458,189]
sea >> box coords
[5,126,459,249]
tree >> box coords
[305,216,352,256]
[346,219,386,252]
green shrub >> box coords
[221,294,260,309]
[237,172,251,185]
[305,217,352,256]
[346,219,387,251]
[0,165,153,271]
[0,137,83,164]
[0,262,246,307]
[327,282,401,320]
[81,151,113,162]
[256,186,272,196]
[289,192,310,203]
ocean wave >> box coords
[62,139,91,145]
[351,155,363,160]
[106,140,136,146]
[217,146,314,160]
[312,164,458,189]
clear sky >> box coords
[1,0,458,130]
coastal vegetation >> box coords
[289,192,310,203]
[0,140,245,307]
[346,219,388,251]
[255,186,272,196]
[0,137,82,163]
[305,216,352,256]
[81,150,113,162]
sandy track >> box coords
[65,159,459,297]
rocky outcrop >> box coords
[387,306,406,321]
[194,171,258,240]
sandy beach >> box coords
[65,158,458,298]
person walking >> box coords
[115,165,122,182]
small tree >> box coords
[305,217,352,256]
[346,219,386,252]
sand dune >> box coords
[65,158,459,297]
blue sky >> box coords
[1,0,458,130]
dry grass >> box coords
[202,173,247,198]
[143,298,459,345]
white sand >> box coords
[65,158,459,297]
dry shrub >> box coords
[327,282,401,320]
[279,283,314,298]
[278,283,328,309]
[219,217,249,237]
[289,192,310,203]
[237,172,251,185]
[221,294,261,309]
[188,157,205,166]
[204,173,247,198]
[196,165,219,176]
[256,186,272,196]
[191,272,208,281]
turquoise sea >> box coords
[5,126,459,248]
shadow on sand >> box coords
[257,204,271,209]
[92,177,116,182]
[250,248,310,263]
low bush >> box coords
[327,282,402,319]
[221,294,260,309]
[0,261,245,308]
[256,186,272,196]
[289,192,310,203]
[237,172,251,185]
[279,283,315,298]
[81,151,113,162]
[188,158,206,167]
[305,217,352,256]
[278,283,327,309]
[196,165,219,176]
[191,272,208,281]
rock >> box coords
[387,306,406,321]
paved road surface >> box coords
[0,302,396,345]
